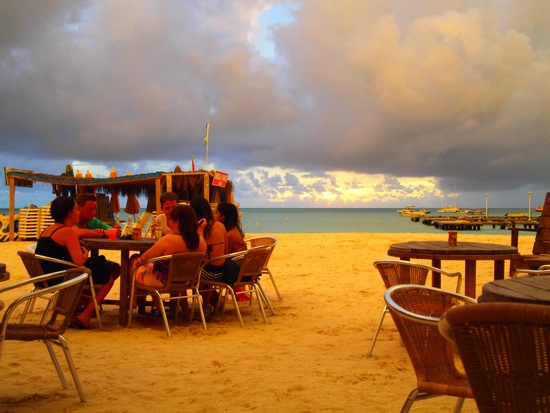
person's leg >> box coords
[77,273,116,327]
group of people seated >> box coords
[36,191,246,329]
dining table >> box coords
[479,276,550,305]
[387,241,520,298]
[81,237,156,326]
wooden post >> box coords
[8,177,15,242]
[155,177,161,214]
[203,172,209,202]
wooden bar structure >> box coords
[4,168,235,242]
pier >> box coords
[415,215,539,231]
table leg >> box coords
[494,260,505,280]
[119,251,130,326]
[431,259,441,288]
[464,260,477,298]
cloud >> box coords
[1,0,549,208]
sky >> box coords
[1,0,549,209]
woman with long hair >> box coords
[130,204,207,289]
[215,202,246,253]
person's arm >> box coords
[140,236,172,262]
[61,228,88,266]
[207,223,227,266]
[74,226,108,238]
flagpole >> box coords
[204,120,210,169]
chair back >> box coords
[44,267,91,333]
[18,250,47,287]
[444,302,550,413]
[532,192,550,255]
[384,285,475,397]
[234,247,271,286]
[374,260,430,289]
[246,236,277,271]
[165,252,206,291]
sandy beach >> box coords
[0,232,535,412]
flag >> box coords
[204,120,209,144]
[192,155,195,172]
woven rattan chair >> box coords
[384,284,476,413]
[200,247,272,327]
[17,251,103,329]
[127,252,206,337]
[0,268,90,402]
[440,302,550,413]
[245,236,281,300]
[368,260,462,356]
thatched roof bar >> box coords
[5,169,163,186]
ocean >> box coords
[1,207,539,235]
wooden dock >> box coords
[417,216,540,231]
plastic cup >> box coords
[106,228,117,240]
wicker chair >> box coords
[245,236,281,300]
[384,284,476,413]
[440,302,550,413]
[0,268,90,402]
[368,260,462,356]
[200,247,272,327]
[17,251,103,329]
[127,252,206,337]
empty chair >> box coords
[0,268,90,402]
[384,284,476,413]
[200,247,272,327]
[17,251,103,329]
[368,260,462,356]
[245,236,281,300]
[127,252,206,337]
[440,302,550,413]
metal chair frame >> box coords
[17,251,103,329]
[384,284,476,413]
[368,260,462,356]
[0,269,89,402]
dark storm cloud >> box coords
[1,0,549,207]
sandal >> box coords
[69,320,92,330]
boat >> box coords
[437,185,470,213]
[470,209,486,215]
[536,205,544,212]
[505,212,529,219]
[398,205,430,217]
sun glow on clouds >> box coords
[232,167,436,207]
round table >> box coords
[480,276,550,305]
[388,241,519,298]
[81,238,155,326]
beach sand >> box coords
[0,232,535,412]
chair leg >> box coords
[453,397,465,413]
[44,339,69,390]
[256,282,276,314]
[155,291,171,338]
[88,286,102,331]
[19,297,35,323]
[227,287,244,327]
[56,336,86,403]
[252,287,268,323]
[265,269,282,300]
[367,305,388,356]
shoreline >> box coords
[0,232,534,412]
